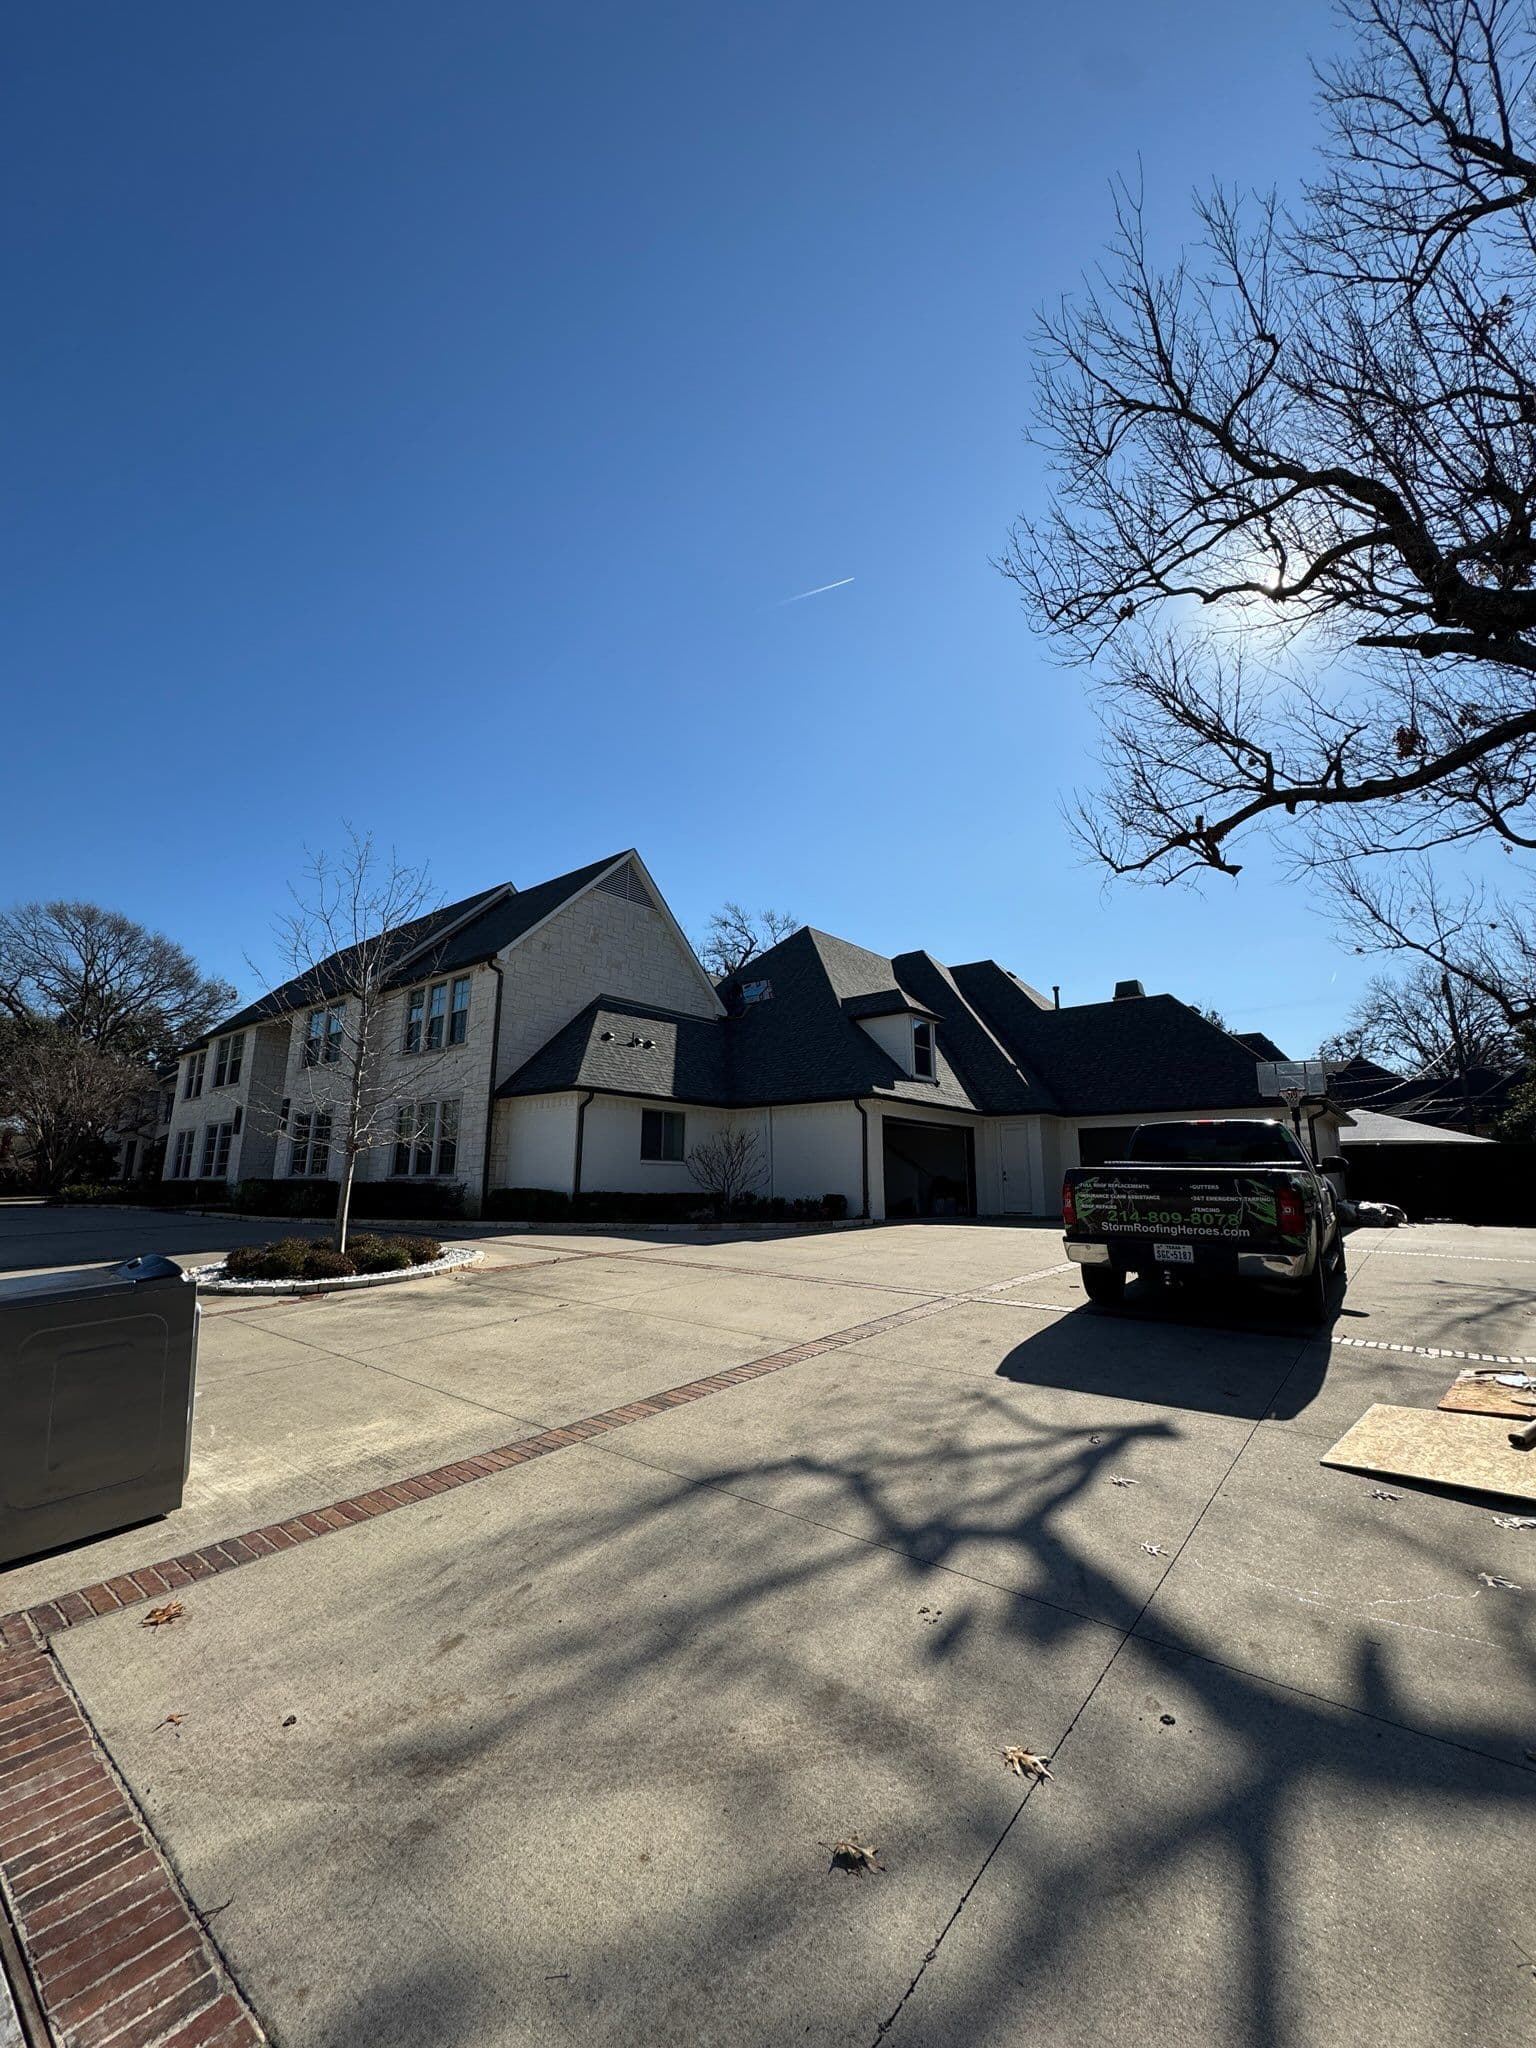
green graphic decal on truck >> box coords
[1071,1172,1306,1247]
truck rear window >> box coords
[1125,1122,1304,1166]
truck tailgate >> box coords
[1069,1169,1288,1246]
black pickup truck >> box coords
[1062,1119,1346,1319]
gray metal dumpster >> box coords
[0,1254,199,1568]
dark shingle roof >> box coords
[398,854,629,980]
[841,990,941,1021]
[497,997,731,1103]
[952,963,1271,1117]
[1234,1030,1289,1063]
[191,854,629,1050]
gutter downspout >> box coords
[480,957,506,1215]
[572,1090,596,1202]
[855,1100,870,1219]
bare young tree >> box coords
[261,829,457,1254]
[1319,959,1520,1071]
[1007,0,1536,887]
[695,903,800,980]
[685,1123,767,1217]
[0,901,235,1060]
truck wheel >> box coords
[1293,1258,1329,1326]
[1081,1266,1125,1306]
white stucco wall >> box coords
[763,1102,866,1210]
[494,1094,581,1190]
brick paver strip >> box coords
[0,1627,264,2048]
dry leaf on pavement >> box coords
[141,1602,185,1629]
[1141,1543,1166,1557]
[1109,1476,1138,1488]
[1477,1571,1521,1590]
[1001,1746,1053,1780]
[828,1839,884,1875]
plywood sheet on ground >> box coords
[1322,1402,1536,1505]
[1438,1375,1536,1419]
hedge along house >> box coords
[163,847,1348,1220]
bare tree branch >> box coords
[1008,0,1536,882]
[695,904,800,979]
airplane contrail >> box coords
[779,576,854,605]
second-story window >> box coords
[184,1049,206,1099]
[212,1033,244,1089]
[912,1020,935,1080]
[403,977,471,1054]
[425,981,448,1050]
[303,1005,344,1067]
[449,976,471,1045]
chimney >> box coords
[1113,978,1146,1001]
[1052,984,1060,1010]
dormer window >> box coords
[912,1019,935,1080]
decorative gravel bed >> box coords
[195,1244,485,1294]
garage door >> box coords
[883,1120,975,1218]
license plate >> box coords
[1153,1242,1194,1264]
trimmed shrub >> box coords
[484,1186,571,1223]
[230,1178,467,1221]
[345,1232,411,1274]
[302,1247,357,1281]
[225,1238,311,1280]
[56,1183,112,1205]
[398,1235,442,1265]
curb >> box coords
[193,1246,485,1296]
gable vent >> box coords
[597,861,657,911]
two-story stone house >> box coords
[163,847,1345,1218]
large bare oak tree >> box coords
[1007,0,1536,1009]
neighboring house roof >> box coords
[183,854,632,1051]
[498,997,732,1104]
[1233,1030,1289,1062]
[1324,1055,1522,1129]
[1340,1108,1493,1145]
[952,965,1274,1116]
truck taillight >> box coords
[1062,1178,1077,1227]
[1277,1186,1306,1236]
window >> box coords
[288,1109,332,1178]
[183,1050,206,1100]
[640,1109,685,1162]
[212,1033,244,1088]
[448,976,471,1045]
[303,1006,344,1067]
[912,1020,935,1080]
[404,977,471,1053]
[161,1091,175,1127]
[170,1131,196,1179]
[392,1099,460,1176]
[426,981,447,1051]
[200,1123,233,1178]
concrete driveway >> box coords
[1,1211,1533,2047]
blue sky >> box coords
[6,1,1373,1049]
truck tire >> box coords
[1081,1266,1125,1306]
[1293,1256,1329,1326]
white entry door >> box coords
[999,1123,1035,1214]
